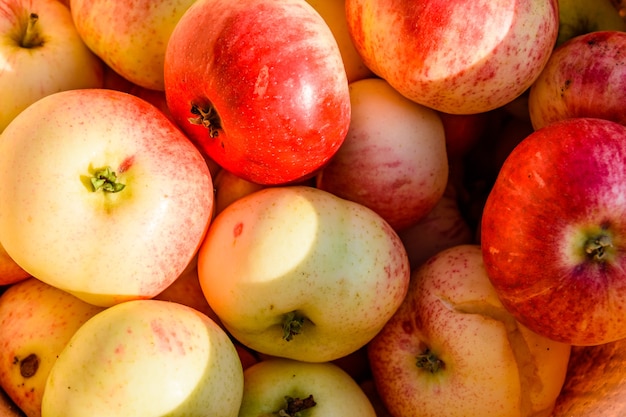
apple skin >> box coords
[0,243,29,287]
[316,78,449,231]
[0,278,105,417]
[164,0,351,185]
[345,0,559,114]
[481,117,626,346]
[197,185,410,363]
[556,0,626,46]
[0,0,103,133]
[368,244,571,417]
[529,31,626,130]
[0,89,214,307]
[69,0,196,91]
[41,299,244,417]
[238,358,376,417]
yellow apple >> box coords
[41,299,244,417]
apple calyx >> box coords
[189,103,221,138]
[276,395,317,417]
[282,311,306,341]
[17,353,39,378]
[416,348,445,373]
[90,166,126,193]
[584,233,614,262]
[20,13,44,49]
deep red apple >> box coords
[481,117,626,346]
[164,0,351,185]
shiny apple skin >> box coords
[481,117,626,346]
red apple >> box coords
[481,117,626,345]
[345,0,559,114]
[529,30,626,130]
[316,78,449,231]
[164,0,350,185]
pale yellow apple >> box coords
[238,358,376,417]
[0,278,104,417]
[368,244,572,417]
[70,0,197,90]
[198,185,411,363]
[41,299,244,417]
[0,0,103,133]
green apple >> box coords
[198,185,411,363]
[41,299,244,417]
[0,278,104,417]
[557,0,626,46]
[238,358,376,417]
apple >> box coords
[41,299,244,417]
[481,117,626,346]
[529,30,626,130]
[304,0,374,83]
[438,110,490,159]
[556,0,626,46]
[345,0,559,114]
[551,340,626,416]
[316,77,449,231]
[69,0,197,91]
[0,88,214,307]
[164,0,351,185]
[238,358,377,417]
[198,185,410,363]
[212,169,266,217]
[0,388,23,417]
[368,244,572,417]
[0,278,104,417]
[0,0,103,133]
[0,243,29,287]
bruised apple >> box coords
[481,117,626,345]
[0,89,213,307]
[368,245,571,417]
[164,0,350,185]
[198,185,410,363]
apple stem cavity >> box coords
[585,233,614,262]
[20,13,44,48]
[282,311,305,341]
[90,166,126,193]
[276,395,317,417]
[188,103,221,138]
[416,348,445,373]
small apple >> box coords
[556,0,626,46]
[0,278,104,417]
[69,0,197,90]
[238,358,376,417]
[529,30,626,130]
[198,185,410,363]
[316,77,449,231]
[0,0,103,133]
[41,299,244,417]
[368,244,571,417]
[438,110,490,159]
[304,0,374,83]
[481,117,626,345]
[345,0,559,114]
[164,0,351,185]
[212,169,266,217]
[0,89,214,307]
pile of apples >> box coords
[1,0,626,416]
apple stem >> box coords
[282,311,305,341]
[416,349,444,373]
[21,13,44,48]
[90,166,126,193]
[276,395,316,417]
[585,234,613,261]
[188,103,221,138]
[19,353,39,378]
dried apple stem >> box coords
[21,13,44,48]
[585,234,613,262]
[277,395,316,417]
[282,311,305,341]
[416,349,445,373]
[188,103,221,138]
